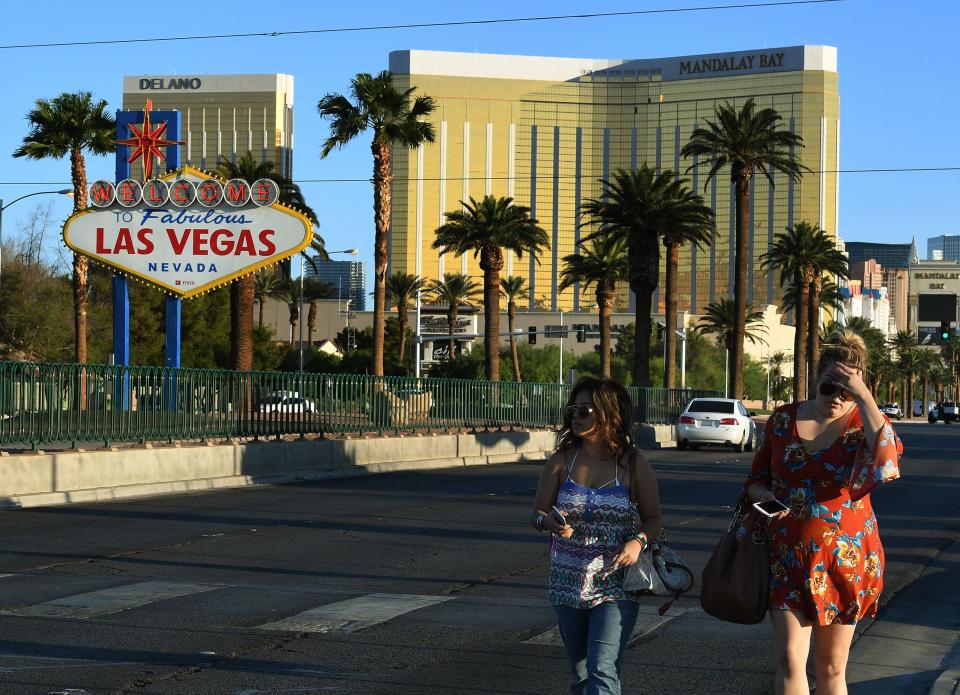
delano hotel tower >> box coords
[388,46,838,314]
[122,74,294,179]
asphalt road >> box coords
[0,420,956,695]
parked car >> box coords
[928,401,959,423]
[257,393,316,414]
[677,398,757,452]
[880,403,903,420]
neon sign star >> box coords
[114,99,183,181]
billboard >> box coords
[918,294,957,322]
[62,166,313,298]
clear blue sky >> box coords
[1,0,956,292]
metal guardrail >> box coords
[0,361,719,448]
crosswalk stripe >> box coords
[259,592,454,633]
[525,605,688,645]
[0,581,219,619]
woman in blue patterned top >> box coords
[532,377,662,695]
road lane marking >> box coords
[0,581,219,619]
[525,605,688,645]
[259,593,454,633]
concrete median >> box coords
[0,429,560,509]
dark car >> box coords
[928,401,959,423]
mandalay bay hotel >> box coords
[387,46,839,318]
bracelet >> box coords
[535,514,547,533]
[630,531,648,549]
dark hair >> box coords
[556,377,635,456]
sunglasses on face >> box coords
[565,404,596,419]
[818,381,852,401]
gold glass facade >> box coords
[389,47,838,314]
[121,74,294,180]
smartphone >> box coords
[753,499,789,517]
[550,506,568,526]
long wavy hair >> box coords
[556,377,636,456]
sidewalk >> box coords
[846,536,960,694]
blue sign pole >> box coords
[114,108,182,411]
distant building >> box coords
[840,285,892,339]
[845,241,918,270]
[848,258,908,333]
[927,235,960,261]
[389,45,839,315]
[303,257,367,311]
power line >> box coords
[4,165,960,187]
[0,1,843,50]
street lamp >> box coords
[300,247,358,375]
[0,188,72,289]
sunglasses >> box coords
[565,404,596,418]
[818,381,852,401]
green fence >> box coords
[0,361,719,449]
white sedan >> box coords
[677,398,757,452]
[257,395,316,414]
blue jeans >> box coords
[554,599,640,695]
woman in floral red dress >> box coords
[743,330,902,694]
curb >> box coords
[847,536,960,693]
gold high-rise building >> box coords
[388,46,838,314]
[121,74,294,179]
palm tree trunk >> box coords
[664,243,680,389]
[633,287,654,387]
[258,297,265,328]
[597,284,613,379]
[398,304,408,365]
[447,307,458,360]
[231,275,255,371]
[508,300,521,381]
[69,148,89,408]
[807,277,822,397]
[481,249,503,382]
[923,377,930,418]
[793,280,810,402]
[308,300,318,348]
[730,170,751,400]
[371,142,392,377]
[907,377,914,420]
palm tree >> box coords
[805,238,848,396]
[914,349,943,418]
[696,299,767,372]
[217,153,317,371]
[253,270,279,328]
[433,195,549,381]
[13,91,115,365]
[500,276,527,382]
[890,330,917,417]
[940,333,960,400]
[274,283,301,345]
[385,272,427,369]
[661,191,715,388]
[761,222,827,402]
[558,235,629,378]
[768,351,792,407]
[318,71,437,376]
[580,166,711,387]
[682,99,807,402]
[303,279,335,349]
[427,273,481,361]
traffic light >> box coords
[941,321,951,342]
[576,328,587,343]
[528,326,537,345]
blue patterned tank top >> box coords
[548,448,638,609]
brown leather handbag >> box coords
[700,498,770,625]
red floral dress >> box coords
[742,403,903,625]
